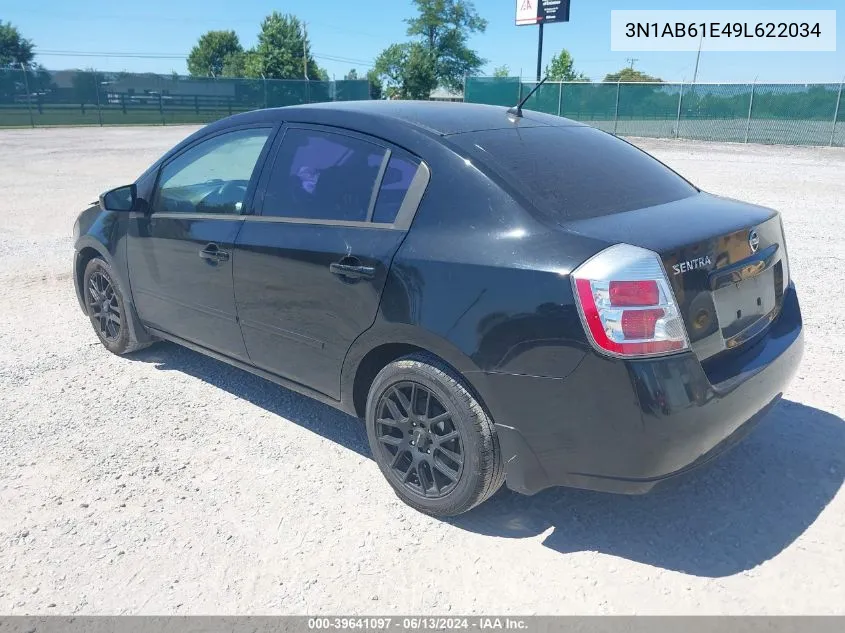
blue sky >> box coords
[4,0,843,82]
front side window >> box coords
[261,128,386,222]
[153,128,272,215]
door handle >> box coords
[330,261,375,280]
[199,244,229,262]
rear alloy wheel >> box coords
[366,354,504,516]
[376,381,465,498]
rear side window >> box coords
[261,128,386,222]
[449,126,697,221]
[371,152,419,224]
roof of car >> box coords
[253,100,585,137]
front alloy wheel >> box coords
[82,257,147,355]
[87,269,122,343]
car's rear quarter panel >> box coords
[353,143,606,377]
[340,142,615,483]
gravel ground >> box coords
[0,126,843,615]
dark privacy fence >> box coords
[465,77,845,147]
[0,68,371,127]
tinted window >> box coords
[262,128,386,222]
[153,128,271,215]
[371,153,419,224]
[450,126,697,221]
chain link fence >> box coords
[0,68,371,128]
[5,69,842,146]
[465,77,845,147]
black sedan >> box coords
[73,101,803,516]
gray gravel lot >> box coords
[0,126,843,614]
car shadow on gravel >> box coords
[134,342,371,456]
[448,399,845,577]
[134,344,842,578]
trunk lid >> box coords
[563,193,790,361]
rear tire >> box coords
[365,353,504,516]
[82,257,151,356]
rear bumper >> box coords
[486,284,803,496]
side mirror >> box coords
[99,184,137,212]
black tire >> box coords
[365,353,505,516]
[82,257,151,355]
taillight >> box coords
[571,243,690,358]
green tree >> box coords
[373,42,437,100]
[492,65,510,78]
[221,51,252,77]
[14,62,55,101]
[372,0,487,97]
[545,50,589,82]
[402,43,438,99]
[0,20,34,67]
[603,67,662,82]
[245,12,325,80]
[344,68,359,80]
[405,0,487,91]
[187,30,243,77]
[366,68,384,100]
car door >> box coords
[127,125,275,361]
[233,125,429,398]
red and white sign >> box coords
[516,0,540,26]
[517,0,571,26]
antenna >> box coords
[508,75,549,118]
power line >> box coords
[36,50,188,59]
[315,54,375,68]
[9,9,387,39]
[34,49,376,68]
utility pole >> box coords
[303,21,310,80]
[95,72,103,127]
[20,63,35,128]
[692,32,703,84]
[535,21,544,82]
[830,76,843,147]
[261,73,267,109]
[626,58,638,70]
[745,76,758,144]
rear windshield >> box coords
[449,126,697,221]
